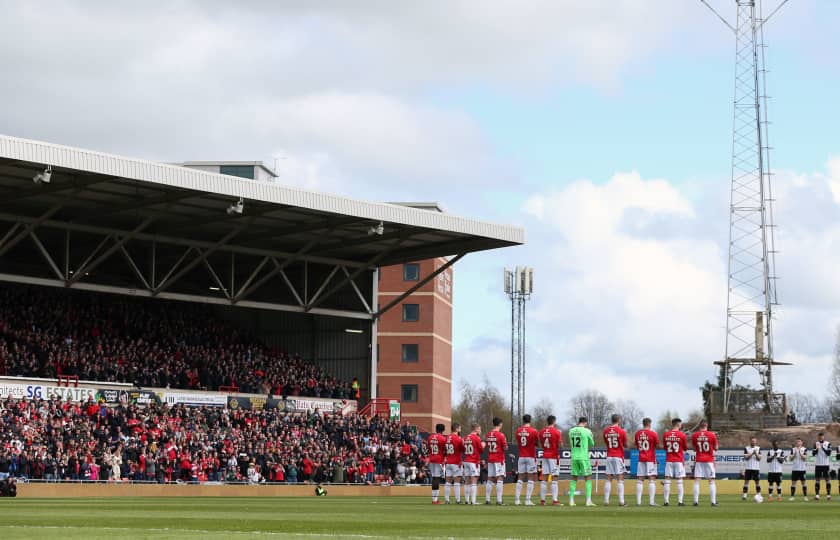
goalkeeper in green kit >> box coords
[568,417,596,507]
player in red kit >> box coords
[662,417,687,506]
[691,420,719,506]
[538,415,562,506]
[462,423,484,505]
[634,417,659,506]
[602,413,627,506]
[444,422,464,504]
[484,417,507,505]
[515,414,539,506]
[427,423,447,504]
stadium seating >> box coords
[0,285,353,398]
[0,396,427,485]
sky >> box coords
[1,0,839,421]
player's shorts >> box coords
[462,462,480,477]
[664,462,686,479]
[488,462,506,478]
[517,457,537,475]
[768,472,782,485]
[744,469,760,482]
[636,461,657,477]
[791,470,806,482]
[429,463,444,478]
[445,464,463,478]
[605,457,626,476]
[570,459,592,477]
[815,465,830,479]
[540,458,559,477]
[694,462,716,479]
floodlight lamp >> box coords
[33,165,52,184]
[367,221,384,236]
[227,197,244,215]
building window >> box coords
[402,344,419,362]
[403,263,420,281]
[220,165,255,179]
[402,303,420,322]
[401,384,418,403]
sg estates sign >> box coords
[0,382,96,402]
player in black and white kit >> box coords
[742,437,762,500]
[789,437,808,501]
[813,432,832,501]
[766,441,784,502]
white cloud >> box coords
[455,165,840,421]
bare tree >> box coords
[451,377,511,432]
[656,409,680,433]
[828,326,840,420]
[567,389,614,431]
[530,398,555,430]
[787,393,827,423]
[614,399,644,433]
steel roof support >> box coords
[374,253,464,318]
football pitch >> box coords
[0,495,838,540]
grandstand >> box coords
[0,134,523,487]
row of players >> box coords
[427,414,825,507]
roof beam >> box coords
[0,173,109,205]
[0,211,367,268]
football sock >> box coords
[709,481,717,504]
[585,480,592,503]
[648,480,656,505]
[540,480,547,501]
[569,480,577,503]
[636,480,643,505]
[454,483,461,503]
[515,480,522,503]
[827,483,832,495]
[551,480,559,501]
[463,484,471,502]
[803,485,808,496]
[473,484,478,504]
[815,482,821,495]
[604,480,612,503]
[485,480,492,502]
[617,481,625,504]
[755,482,761,494]
[742,484,748,494]
[663,479,671,504]
[496,479,504,504]
[677,479,684,503]
[791,485,796,497]
[432,489,439,502]
[526,480,535,502]
[693,480,700,503]
[444,483,451,502]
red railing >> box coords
[359,398,396,419]
[56,374,79,387]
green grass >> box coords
[0,496,838,539]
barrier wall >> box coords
[18,480,750,498]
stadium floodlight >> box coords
[503,265,533,439]
[33,165,52,184]
[367,221,384,236]
[226,197,244,215]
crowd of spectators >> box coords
[0,396,429,485]
[0,285,355,398]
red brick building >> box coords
[377,257,453,432]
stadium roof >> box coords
[0,135,523,319]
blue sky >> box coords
[1,0,838,420]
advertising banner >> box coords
[389,400,401,421]
[127,390,161,406]
[0,382,96,402]
[164,392,227,407]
